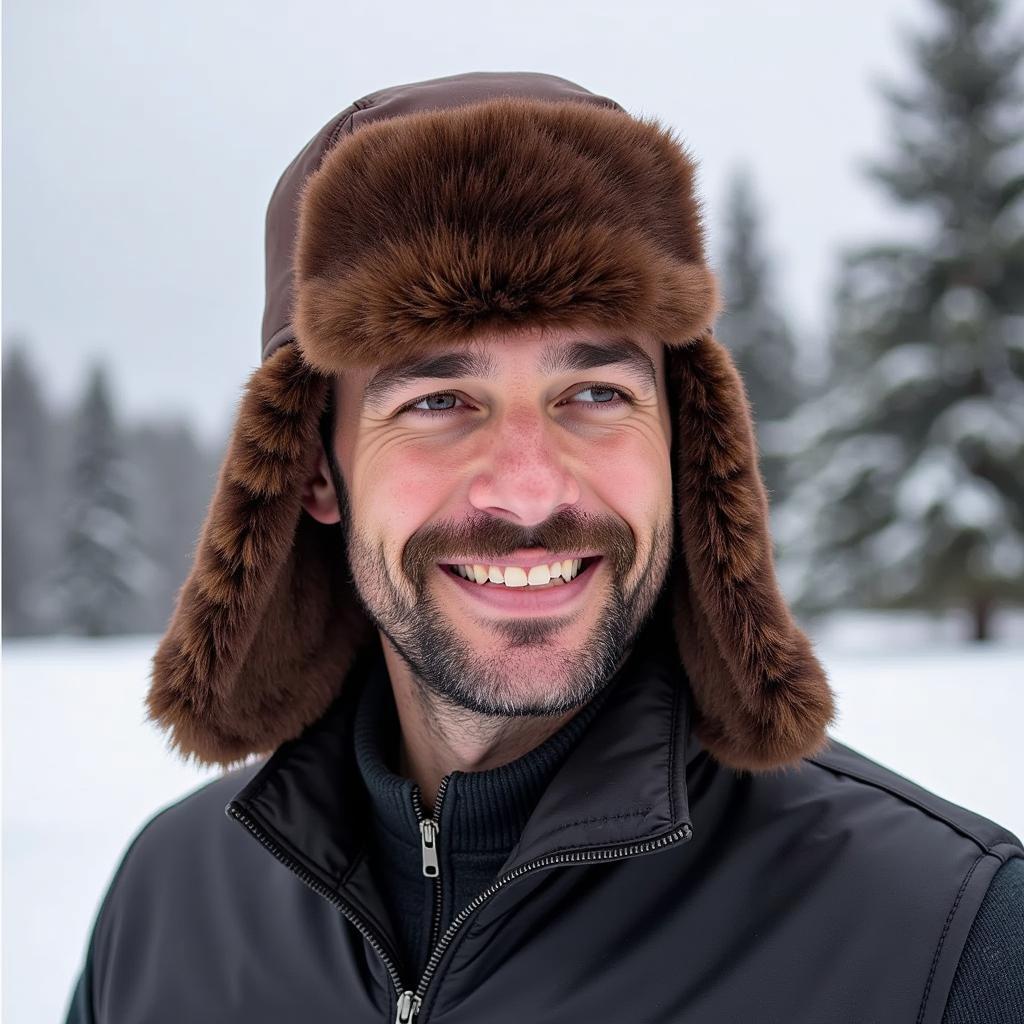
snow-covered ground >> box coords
[3,615,1022,1024]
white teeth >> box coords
[503,566,528,587]
[452,558,589,587]
[527,564,551,586]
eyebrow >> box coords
[362,338,657,411]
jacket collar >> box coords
[352,646,619,856]
[227,594,702,895]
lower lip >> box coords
[438,558,602,614]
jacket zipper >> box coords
[402,821,694,1020]
[225,803,409,1014]
[228,802,692,1024]
[411,776,451,956]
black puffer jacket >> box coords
[63,608,1023,1023]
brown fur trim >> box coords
[667,335,836,770]
[146,344,374,766]
[293,98,720,374]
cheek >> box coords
[579,427,672,521]
[592,453,668,522]
[353,444,456,537]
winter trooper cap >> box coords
[147,71,836,772]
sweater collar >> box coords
[227,595,702,896]
[352,642,619,855]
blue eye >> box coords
[398,384,633,419]
[412,392,462,413]
[575,386,621,404]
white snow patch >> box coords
[937,285,989,324]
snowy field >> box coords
[3,614,1023,1024]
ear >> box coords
[300,442,342,525]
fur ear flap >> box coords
[146,344,373,766]
[666,332,837,771]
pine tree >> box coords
[775,0,1024,640]
[2,341,60,634]
[55,361,147,636]
[716,166,802,504]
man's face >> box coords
[303,325,675,718]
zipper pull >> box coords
[420,818,440,877]
[395,989,421,1022]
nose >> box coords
[466,404,581,525]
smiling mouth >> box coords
[441,556,601,590]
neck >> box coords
[380,640,631,814]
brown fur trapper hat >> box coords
[147,71,836,773]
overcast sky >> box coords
[6,0,1019,443]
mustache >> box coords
[402,506,635,587]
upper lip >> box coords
[439,551,601,569]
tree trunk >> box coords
[971,595,993,643]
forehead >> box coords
[335,326,664,407]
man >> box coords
[65,71,1022,1023]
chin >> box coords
[459,655,597,716]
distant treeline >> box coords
[2,345,225,637]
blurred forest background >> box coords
[3,0,1023,642]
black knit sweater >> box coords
[352,653,1024,1020]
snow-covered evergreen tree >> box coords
[716,166,802,504]
[775,0,1024,640]
[55,361,149,636]
[2,341,61,634]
